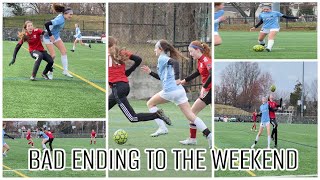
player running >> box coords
[9,21,54,80]
[250,4,302,52]
[38,128,49,150]
[26,129,34,148]
[3,123,15,157]
[251,110,258,131]
[251,97,271,149]
[71,23,91,52]
[141,39,212,148]
[44,128,54,151]
[178,41,212,145]
[90,129,97,145]
[44,3,73,79]
[108,36,171,125]
[214,3,226,46]
[268,94,282,148]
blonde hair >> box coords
[17,20,32,42]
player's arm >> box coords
[168,59,180,80]
[282,15,300,19]
[44,21,53,37]
[4,134,15,139]
[185,70,200,82]
[203,69,212,89]
[125,54,142,77]
[277,98,283,108]
[251,19,263,30]
[10,40,24,66]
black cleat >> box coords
[274,145,278,148]
[89,44,91,48]
[156,109,172,126]
[266,48,271,52]
[41,74,49,80]
[260,43,265,46]
[70,50,75,52]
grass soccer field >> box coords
[214,31,317,59]
[214,122,317,177]
[2,138,106,177]
[3,41,106,118]
[108,100,212,177]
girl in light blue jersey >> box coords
[250,4,301,52]
[71,23,91,52]
[44,3,73,79]
[251,97,271,149]
[141,40,212,148]
[214,3,226,46]
[37,128,49,150]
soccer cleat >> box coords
[70,50,75,52]
[260,43,266,46]
[3,153,7,157]
[156,109,172,125]
[266,48,271,52]
[150,128,168,137]
[47,71,53,80]
[42,74,49,80]
[63,71,73,78]
[207,133,212,149]
[251,144,255,149]
[251,128,253,131]
[179,138,197,145]
[89,44,92,48]
[30,76,36,81]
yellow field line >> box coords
[3,164,29,178]
[214,146,257,177]
[15,43,106,93]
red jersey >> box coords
[45,131,54,139]
[198,55,212,91]
[19,28,45,52]
[252,112,257,121]
[108,50,133,84]
[26,132,31,140]
[91,132,96,137]
[268,101,278,119]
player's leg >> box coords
[266,30,278,52]
[30,51,44,80]
[147,91,170,137]
[49,138,54,151]
[251,125,264,148]
[54,39,73,77]
[266,122,271,149]
[44,39,56,79]
[71,39,78,52]
[42,139,48,149]
[271,119,278,147]
[108,93,117,110]
[90,137,93,144]
[94,137,96,144]
[214,34,222,46]
[258,31,267,46]
[30,139,34,147]
[3,144,10,157]
[80,39,91,48]
[41,51,54,79]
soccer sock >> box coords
[267,135,271,148]
[258,40,265,45]
[32,142,34,146]
[149,106,166,129]
[255,134,259,144]
[42,144,46,149]
[267,40,274,50]
[61,55,68,72]
[90,140,92,144]
[193,117,210,137]
[94,141,96,144]
[190,123,197,139]
[72,45,75,50]
[28,142,31,145]
[84,43,90,47]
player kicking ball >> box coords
[251,97,271,149]
[90,129,97,145]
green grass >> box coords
[214,122,317,177]
[3,138,106,177]
[109,100,212,177]
[215,31,317,59]
[3,41,106,118]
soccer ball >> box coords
[270,85,276,92]
[253,45,265,52]
[113,129,128,145]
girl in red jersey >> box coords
[90,129,96,145]
[251,110,258,132]
[44,128,54,151]
[26,129,34,148]
[178,41,212,145]
[268,94,282,148]
[108,36,171,125]
[9,21,54,80]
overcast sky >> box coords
[214,61,318,93]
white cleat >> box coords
[179,138,197,145]
[3,153,7,157]
[150,128,168,137]
[63,71,73,78]
[251,144,255,149]
[207,133,212,149]
[47,71,53,80]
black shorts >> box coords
[200,89,212,105]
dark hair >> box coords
[215,3,223,7]
[52,3,72,14]
[190,40,211,59]
[17,20,32,42]
[158,39,187,60]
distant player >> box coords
[44,3,74,79]
[44,128,54,151]
[9,21,54,80]
[214,3,226,46]
[108,36,171,125]
[37,128,49,150]
[71,23,91,52]
[178,41,212,145]
[26,129,34,148]
[251,97,271,149]
[3,123,15,157]
[250,4,302,52]
[268,94,282,148]
[251,110,258,131]
[90,129,96,145]
[141,39,212,148]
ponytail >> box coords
[189,40,211,59]
[157,39,187,60]
[52,3,72,14]
[108,36,129,64]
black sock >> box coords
[202,128,211,137]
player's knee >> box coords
[146,100,154,108]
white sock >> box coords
[149,106,166,130]
[193,117,207,131]
[42,143,47,149]
[267,40,274,50]
[61,55,68,72]
[84,43,89,47]
[267,136,271,148]
[72,45,75,50]
[255,134,259,142]
[258,40,265,45]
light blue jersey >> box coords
[2,129,6,145]
[39,131,49,139]
[44,14,65,40]
[259,11,283,29]
[157,53,184,92]
[75,27,82,38]
[260,103,270,123]
[214,10,224,32]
